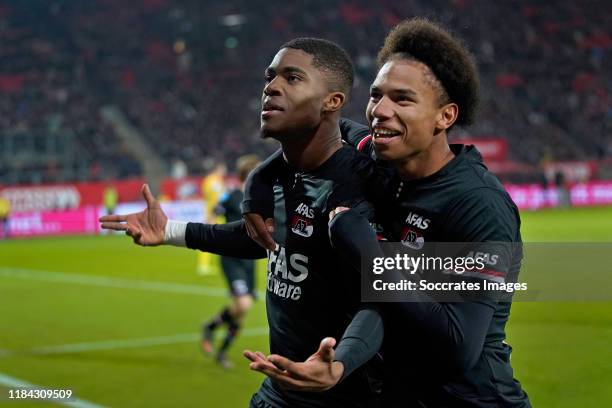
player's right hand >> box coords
[246,337,344,392]
[244,213,276,251]
[99,184,167,246]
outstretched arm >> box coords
[185,221,266,259]
[99,184,266,259]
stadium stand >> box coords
[1,0,609,184]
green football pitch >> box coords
[1,207,611,407]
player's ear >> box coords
[322,91,346,113]
[435,102,458,131]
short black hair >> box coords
[281,37,354,95]
[377,18,480,127]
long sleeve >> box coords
[328,210,384,380]
[329,210,495,375]
[185,220,267,259]
[334,308,384,381]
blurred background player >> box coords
[197,161,227,275]
[0,196,10,239]
[103,184,118,216]
[201,154,261,369]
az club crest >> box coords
[291,215,314,237]
[401,227,424,249]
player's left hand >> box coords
[246,337,344,392]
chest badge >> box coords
[401,227,425,249]
[291,215,314,237]
[291,203,315,237]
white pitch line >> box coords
[1,327,268,358]
[31,333,200,355]
[0,267,265,298]
[0,371,106,408]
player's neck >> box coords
[394,134,454,180]
[281,120,342,171]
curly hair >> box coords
[282,37,354,95]
[377,18,480,127]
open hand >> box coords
[99,184,167,246]
[244,337,344,392]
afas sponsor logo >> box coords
[295,203,314,219]
[466,251,500,266]
[291,203,315,237]
[405,212,430,230]
[267,245,309,300]
[268,246,309,283]
[401,212,428,249]
[370,222,387,241]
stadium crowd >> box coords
[0,0,609,184]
